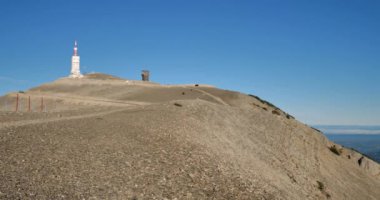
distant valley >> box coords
[316,125,380,163]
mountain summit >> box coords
[0,73,379,199]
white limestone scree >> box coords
[69,40,83,78]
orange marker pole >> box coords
[28,96,31,112]
[15,93,19,112]
[40,97,44,112]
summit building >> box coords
[69,40,83,78]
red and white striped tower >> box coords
[73,40,78,56]
[69,40,83,78]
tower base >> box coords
[69,73,84,78]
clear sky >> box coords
[0,0,379,125]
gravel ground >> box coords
[1,75,380,199]
[0,105,270,200]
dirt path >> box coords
[190,88,229,106]
[0,107,136,130]
[20,92,150,107]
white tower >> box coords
[69,40,83,78]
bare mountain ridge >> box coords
[0,73,379,199]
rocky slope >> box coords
[0,73,379,199]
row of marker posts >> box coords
[6,93,46,112]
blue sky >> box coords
[0,0,379,125]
